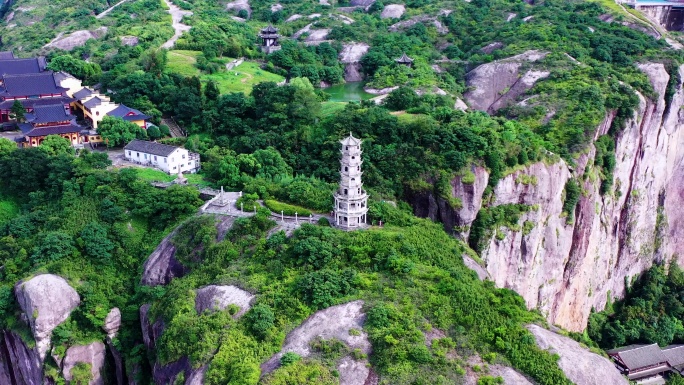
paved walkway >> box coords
[162,0,192,49]
[96,0,130,19]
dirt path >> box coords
[96,0,130,19]
[162,0,193,49]
[225,61,254,84]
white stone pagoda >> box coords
[334,133,368,229]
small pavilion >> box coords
[396,53,414,67]
[258,25,282,54]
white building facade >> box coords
[334,134,368,229]
[124,139,200,174]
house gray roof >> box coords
[663,345,684,368]
[0,51,14,60]
[607,344,669,370]
[25,104,73,124]
[0,72,66,97]
[73,88,94,100]
[124,139,180,157]
[53,71,77,84]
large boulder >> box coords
[103,307,121,339]
[45,27,108,51]
[0,330,42,385]
[140,231,187,286]
[262,300,372,384]
[463,50,548,114]
[528,325,628,385]
[15,274,80,360]
[381,4,405,19]
[62,342,106,385]
[339,43,370,82]
[194,285,254,317]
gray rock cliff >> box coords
[62,342,106,385]
[14,274,80,360]
[411,61,684,332]
[0,330,42,385]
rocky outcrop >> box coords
[62,342,106,385]
[262,300,372,384]
[195,285,254,317]
[389,15,448,34]
[408,165,489,240]
[141,216,236,286]
[0,330,42,385]
[380,4,405,19]
[140,230,187,286]
[339,43,369,82]
[44,27,108,51]
[528,325,628,384]
[463,50,549,113]
[15,274,80,360]
[413,61,684,332]
[103,308,121,339]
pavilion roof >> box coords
[396,52,414,63]
[607,344,669,371]
[340,133,362,146]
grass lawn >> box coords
[0,197,20,225]
[166,50,285,94]
[166,50,201,77]
[321,102,347,118]
[130,167,212,187]
[203,61,284,94]
[133,168,176,183]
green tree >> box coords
[31,231,76,264]
[140,48,168,77]
[205,80,220,101]
[78,221,114,261]
[9,100,25,122]
[97,116,147,147]
[244,303,275,340]
[40,135,74,156]
[147,125,162,140]
[47,55,102,83]
[0,138,16,159]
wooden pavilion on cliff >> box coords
[395,52,414,67]
[258,25,282,54]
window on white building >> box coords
[127,151,131,156]
[154,156,157,161]
[182,154,186,159]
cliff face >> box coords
[411,63,684,331]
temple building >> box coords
[333,133,368,230]
[0,56,47,76]
[396,52,414,67]
[0,72,74,124]
[258,25,282,54]
[70,86,149,129]
[16,104,84,147]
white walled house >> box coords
[124,140,200,174]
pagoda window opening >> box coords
[345,166,348,171]
[344,189,348,195]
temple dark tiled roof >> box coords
[73,87,94,100]
[607,344,669,371]
[24,123,83,137]
[107,104,149,121]
[0,58,45,76]
[0,96,74,110]
[0,52,15,60]
[0,72,66,97]
[124,139,180,157]
[83,96,107,109]
[25,104,73,124]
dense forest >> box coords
[1,0,684,383]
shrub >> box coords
[280,352,301,366]
[264,199,312,217]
